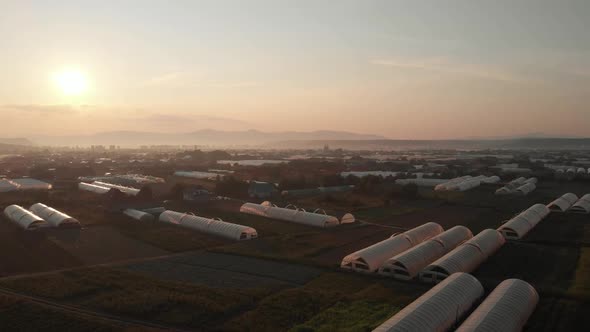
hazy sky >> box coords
[1,0,589,139]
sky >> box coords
[1,0,589,139]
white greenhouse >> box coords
[569,194,590,213]
[548,193,579,212]
[93,181,140,196]
[79,182,111,194]
[0,179,20,192]
[373,273,484,332]
[341,222,443,273]
[419,229,505,283]
[498,204,550,240]
[456,279,539,332]
[379,225,473,280]
[495,186,512,195]
[434,176,472,191]
[3,204,47,230]
[240,202,345,228]
[29,203,80,227]
[514,183,536,196]
[159,210,257,240]
[11,178,52,191]
[455,179,482,192]
[481,176,501,184]
[174,171,222,180]
[123,208,155,222]
[395,178,449,187]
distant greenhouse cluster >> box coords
[173,170,226,180]
[341,171,401,178]
[547,165,590,180]
[394,175,500,191]
[78,181,141,196]
[433,175,500,192]
[495,177,538,196]
[217,159,288,166]
[281,185,355,197]
[79,174,164,186]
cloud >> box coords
[0,104,80,114]
[370,57,526,83]
[141,71,185,86]
[141,71,261,89]
[205,81,260,88]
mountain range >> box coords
[0,138,33,146]
[27,130,386,147]
[273,138,590,150]
[1,130,589,150]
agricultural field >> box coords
[0,265,427,332]
[524,214,590,245]
[355,202,513,234]
[214,223,392,267]
[123,252,323,288]
[0,221,82,277]
[1,179,589,331]
[475,242,580,295]
[0,293,128,331]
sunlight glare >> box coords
[53,69,88,96]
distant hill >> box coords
[30,129,386,147]
[0,138,33,145]
[272,138,590,150]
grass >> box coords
[0,267,270,330]
[112,218,228,252]
[568,247,590,299]
[475,242,580,296]
[222,272,423,332]
[0,220,82,277]
[526,296,590,331]
[354,205,424,220]
[0,294,126,332]
[290,300,400,332]
[223,287,341,331]
[0,269,418,332]
[213,224,389,268]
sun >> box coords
[53,69,88,96]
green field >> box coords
[0,268,425,332]
[0,294,125,331]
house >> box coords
[183,185,211,202]
[248,181,277,199]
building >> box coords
[182,185,211,202]
[248,181,277,199]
